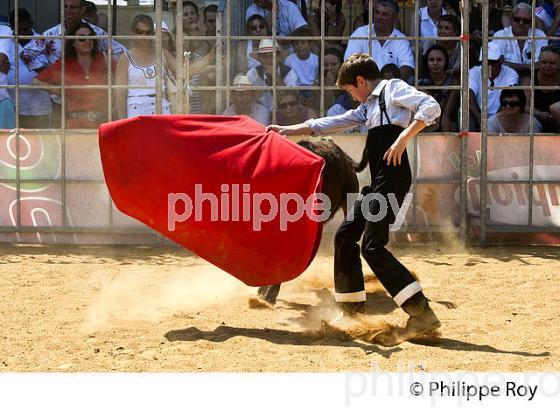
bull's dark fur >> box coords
[256,139,360,305]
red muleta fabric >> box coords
[99,115,325,286]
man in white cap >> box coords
[469,41,519,131]
[223,75,270,126]
[246,38,299,111]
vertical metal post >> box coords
[480,0,489,247]
[527,0,537,227]
[60,0,67,228]
[176,0,184,113]
[460,0,470,241]
[271,1,277,124]
[155,0,163,114]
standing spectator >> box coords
[8,9,51,128]
[33,22,111,129]
[488,89,542,134]
[246,38,299,111]
[468,41,519,131]
[245,0,307,37]
[523,46,560,132]
[419,45,459,132]
[20,0,125,127]
[84,1,99,26]
[235,14,269,74]
[0,52,15,129]
[491,2,548,77]
[536,0,560,48]
[344,0,414,82]
[20,0,125,72]
[181,1,208,57]
[0,16,15,129]
[323,47,343,109]
[418,0,447,54]
[223,74,270,126]
[116,15,175,118]
[308,0,345,53]
[276,90,316,125]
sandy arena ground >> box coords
[0,241,558,372]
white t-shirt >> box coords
[7,37,52,116]
[344,25,415,69]
[245,0,306,36]
[469,64,519,116]
[419,6,448,53]
[492,26,548,64]
[284,52,318,86]
[223,102,271,126]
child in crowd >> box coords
[246,38,299,111]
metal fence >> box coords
[1,0,559,246]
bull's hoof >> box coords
[247,296,274,309]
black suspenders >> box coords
[379,86,392,126]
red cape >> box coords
[99,115,325,286]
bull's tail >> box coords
[354,147,369,172]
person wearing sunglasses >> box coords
[488,88,542,134]
[33,22,112,129]
[235,14,269,75]
[491,2,548,77]
[276,90,316,125]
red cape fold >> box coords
[99,115,325,286]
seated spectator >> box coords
[345,0,414,82]
[245,0,307,37]
[0,52,16,129]
[488,89,542,134]
[380,63,401,79]
[236,14,269,75]
[326,93,367,133]
[284,26,318,105]
[419,45,458,131]
[223,75,270,126]
[418,0,448,54]
[8,8,52,128]
[424,14,461,75]
[491,2,548,77]
[84,1,98,26]
[523,46,560,132]
[308,0,345,53]
[536,0,560,48]
[468,41,519,131]
[33,22,112,129]
[352,0,401,33]
[115,15,175,118]
[323,47,344,109]
[246,38,299,111]
[276,91,316,125]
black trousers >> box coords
[334,124,419,305]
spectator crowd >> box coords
[0,0,560,134]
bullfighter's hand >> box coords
[383,136,407,166]
[266,123,312,136]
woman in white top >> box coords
[116,14,175,118]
